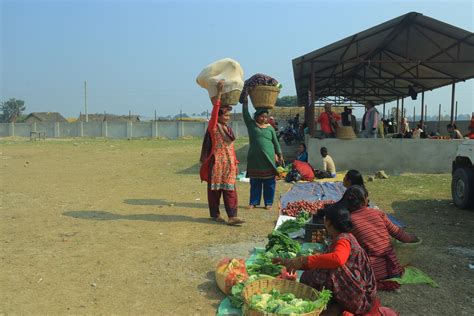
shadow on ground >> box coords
[63,210,218,224]
[177,144,249,175]
[197,271,224,309]
[391,199,474,245]
[124,198,207,209]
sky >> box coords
[1,0,473,119]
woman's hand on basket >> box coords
[272,257,305,273]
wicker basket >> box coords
[392,238,422,266]
[249,85,280,109]
[221,90,241,106]
[242,279,323,316]
[336,126,356,140]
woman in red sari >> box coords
[200,81,245,226]
[273,204,377,315]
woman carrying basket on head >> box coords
[200,81,245,226]
[241,95,283,210]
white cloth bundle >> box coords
[196,58,244,97]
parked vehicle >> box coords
[451,140,474,209]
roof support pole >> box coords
[420,90,425,125]
[309,63,316,137]
[438,104,441,133]
[401,98,405,121]
[413,106,416,126]
[396,98,400,132]
[455,101,458,122]
[450,81,456,123]
[383,102,386,119]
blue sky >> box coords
[1,0,473,119]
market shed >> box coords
[293,12,474,135]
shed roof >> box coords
[293,12,474,106]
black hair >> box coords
[323,203,353,233]
[345,170,364,187]
[447,123,453,129]
[341,185,368,212]
[218,106,231,116]
[320,147,328,155]
[300,143,306,150]
[254,109,268,120]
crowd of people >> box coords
[200,81,423,315]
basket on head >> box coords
[392,238,422,266]
[242,279,323,316]
[336,126,356,140]
[221,90,241,106]
[249,85,280,109]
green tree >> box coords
[1,98,26,122]
[275,95,298,107]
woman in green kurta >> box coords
[242,98,283,210]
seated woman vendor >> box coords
[295,143,308,162]
[273,204,377,315]
[343,169,365,188]
[341,185,419,281]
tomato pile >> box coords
[281,200,335,217]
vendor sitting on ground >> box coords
[273,203,377,315]
[314,147,336,179]
[295,143,308,162]
[341,185,419,281]
[343,169,365,189]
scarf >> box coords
[199,123,235,163]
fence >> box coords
[0,121,249,139]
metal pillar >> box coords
[309,63,316,137]
[396,98,400,132]
[383,102,386,119]
[450,81,456,123]
[420,91,425,125]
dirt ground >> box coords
[1,138,473,315]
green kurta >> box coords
[243,105,282,179]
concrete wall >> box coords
[307,138,463,174]
[0,121,249,139]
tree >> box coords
[276,95,298,107]
[1,98,26,122]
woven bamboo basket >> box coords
[249,85,280,109]
[242,279,323,316]
[220,90,241,106]
[392,238,422,266]
[336,126,356,139]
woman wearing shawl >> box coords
[200,81,245,226]
[241,96,283,210]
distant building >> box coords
[24,112,67,123]
[78,114,140,122]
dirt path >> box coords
[1,138,473,315]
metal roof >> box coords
[292,12,474,106]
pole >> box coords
[84,81,88,122]
[129,110,131,121]
[206,109,209,120]
[450,81,456,123]
[455,101,458,122]
[401,98,405,122]
[180,109,183,120]
[154,109,157,121]
[413,107,415,126]
[424,104,427,125]
[420,90,425,125]
[396,98,400,132]
[383,102,386,119]
[438,104,441,133]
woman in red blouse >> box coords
[199,81,245,226]
[342,185,419,281]
[273,204,377,315]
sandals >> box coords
[228,217,246,226]
[211,216,226,223]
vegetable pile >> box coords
[266,230,302,256]
[249,288,332,314]
[229,274,275,308]
[281,200,335,217]
[276,211,310,235]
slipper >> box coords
[246,205,256,210]
[228,218,246,226]
[211,217,226,223]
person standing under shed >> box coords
[361,101,380,138]
[341,106,357,134]
[317,103,341,138]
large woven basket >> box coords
[336,126,356,139]
[242,279,323,316]
[392,238,422,266]
[249,85,280,109]
[221,90,241,106]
